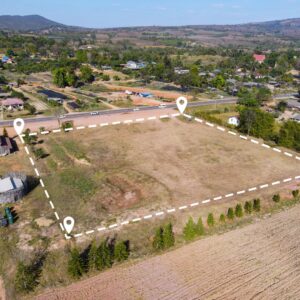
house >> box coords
[1,56,13,64]
[291,114,300,123]
[125,61,146,70]
[253,54,266,64]
[139,92,153,98]
[287,99,300,111]
[228,116,240,126]
[0,98,24,111]
[0,136,13,156]
[0,173,27,204]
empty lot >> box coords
[38,118,300,232]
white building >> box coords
[228,116,240,126]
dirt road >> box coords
[36,205,300,300]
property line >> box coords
[71,175,300,239]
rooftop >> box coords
[0,177,23,193]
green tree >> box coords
[95,241,113,270]
[153,227,164,250]
[183,217,197,241]
[227,207,234,220]
[244,201,253,214]
[292,190,299,199]
[88,240,98,271]
[207,213,215,227]
[235,204,243,218]
[80,65,94,83]
[14,261,38,293]
[219,213,226,223]
[52,68,68,88]
[114,241,129,262]
[272,194,280,203]
[253,198,261,212]
[211,74,225,89]
[163,223,175,248]
[195,217,205,236]
[277,101,287,113]
[68,248,84,279]
[33,148,46,160]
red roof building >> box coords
[253,54,266,64]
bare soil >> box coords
[35,204,300,300]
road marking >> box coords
[29,157,35,166]
[148,116,156,120]
[54,212,59,220]
[262,144,270,149]
[108,224,118,229]
[190,202,199,207]
[44,190,50,198]
[202,199,211,204]
[273,148,281,153]
[155,211,164,216]
[184,114,192,119]
[225,193,234,198]
[228,131,236,136]
[284,152,293,157]
[143,215,152,219]
[112,121,121,125]
[49,201,54,209]
[179,205,187,210]
[217,126,225,132]
[135,118,144,122]
[64,128,73,132]
[237,190,245,195]
[76,126,85,130]
[240,135,247,140]
[248,187,257,192]
[124,120,133,124]
[194,118,203,123]
[100,123,109,127]
[206,122,214,127]
[260,184,269,189]
[213,196,222,201]
[52,129,61,133]
[97,227,106,232]
[283,178,292,182]
[272,181,281,185]
[132,217,141,222]
[167,208,176,213]
[88,124,97,128]
[251,139,259,144]
[160,115,169,119]
[24,146,29,155]
[121,221,129,225]
[34,168,40,177]
[39,179,45,187]
[41,131,49,135]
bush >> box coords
[68,248,84,279]
[163,223,175,248]
[114,241,129,262]
[219,213,226,223]
[235,204,243,218]
[227,207,234,220]
[183,217,197,241]
[244,201,253,214]
[195,217,205,236]
[207,213,215,227]
[292,190,299,199]
[153,227,164,250]
[253,198,261,212]
[272,194,280,203]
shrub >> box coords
[163,223,175,248]
[253,198,261,212]
[207,213,215,227]
[235,204,243,218]
[195,217,205,236]
[183,217,197,241]
[272,194,280,203]
[219,213,226,223]
[227,207,234,220]
[114,241,129,262]
[244,201,252,214]
[68,248,84,279]
[292,190,299,199]
[153,227,164,250]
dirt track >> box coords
[36,205,300,300]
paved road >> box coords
[0,98,237,127]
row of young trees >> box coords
[68,238,129,279]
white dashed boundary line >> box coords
[70,175,300,239]
[18,136,65,235]
[18,112,300,239]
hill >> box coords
[0,15,66,31]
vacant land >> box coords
[35,202,300,300]
[38,118,299,233]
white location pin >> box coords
[63,216,75,234]
[13,118,25,136]
[176,96,188,114]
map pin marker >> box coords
[13,118,25,136]
[63,216,75,234]
[176,97,188,114]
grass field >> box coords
[37,117,299,233]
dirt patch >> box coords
[35,204,300,300]
[35,217,55,227]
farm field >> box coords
[37,117,300,234]
[35,202,300,300]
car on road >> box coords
[90,111,100,115]
[159,103,167,108]
[133,107,140,111]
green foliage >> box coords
[211,74,225,89]
[24,103,36,115]
[253,198,261,212]
[235,204,243,218]
[153,227,164,251]
[80,65,94,83]
[14,261,40,293]
[163,223,175,248]
[95,241,113,270]
[23,129,37,145]
[114,241,129,262]
[207,213,215,227]
[292,190,299,199]
[88,240,98,271]
[183,217,197,241]
[33,148,46,160]
[238,108,275,139]
[68,248,84,279]
[227,207,234,220]
[272,194,280,203]
[195,217,205,236]
[278,121,300,151]
[244,201,253,214]
[53,68,68,88]
[219,213,226,223]
[277,101,287,113]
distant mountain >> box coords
[0,15,66,31]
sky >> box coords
[0,0,299,28]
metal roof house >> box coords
[0,173,27,204]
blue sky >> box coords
[1,0,299,28]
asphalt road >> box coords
[0,92,297,128]
[0,98,237,127]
